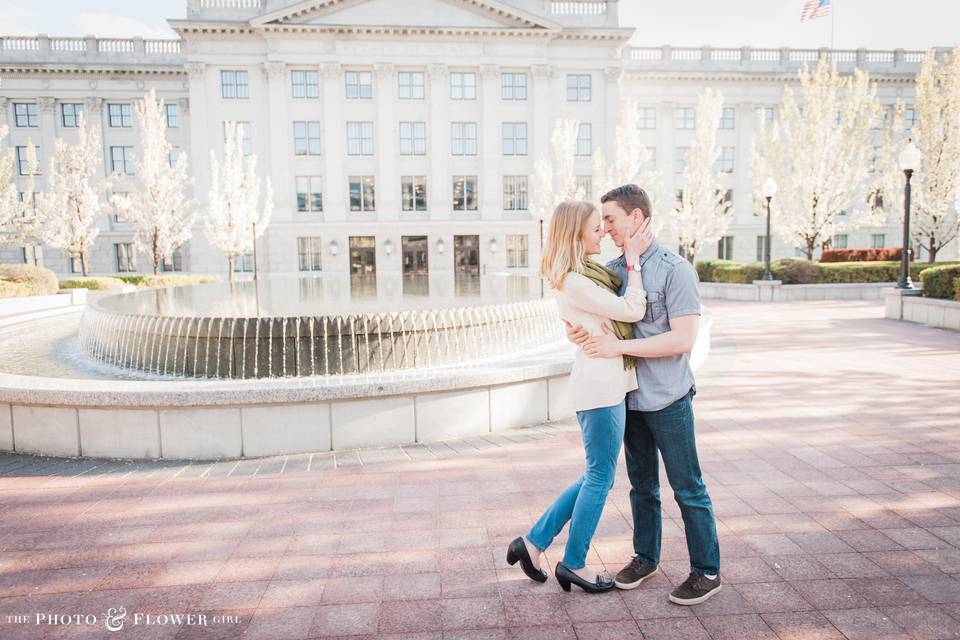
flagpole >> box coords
[830,0,835,51]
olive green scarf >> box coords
[580,260,637,371]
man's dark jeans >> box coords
[624,388,720,576]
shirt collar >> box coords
[612,240,660,267]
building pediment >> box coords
[251,0,560,31]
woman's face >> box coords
[579,209,603,255]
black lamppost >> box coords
[897,140,922,289]
[761,177,778,281]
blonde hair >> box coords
[540,200,597,290]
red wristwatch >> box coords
[626,262,642,272]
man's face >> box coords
[601,200,644,249]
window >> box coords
[646,146,657,170]
[501,72,527,100]
[833,234,848,249]
[17,191,37,215]
[220,70,249,99]
[502,123,528,156]
[115,242,136,272]
[721,189,733,207]
[674,189,684,207]
[637,107,656,129]
[297,237,323,271]
[233,253,253,273]
[452,176,478,211]
[167,147,180,168]
[398,71,425,100]
[756,107,775,126]
[61,103,83,128]
[867,189,884,210]
[21,245,42,266]
[346,121,374,156]
[566,74,591,102]
[399,122,426,156]
[296,176,323,212]
[224,121,252,155]
[869,145,880,173]
[110,146,134,176]
[719,107,735,130]
[904,106,918,129]
[874,105,894,130]
[450,72,476,100]
[15,146,39,175]
[291,70,319,99]
[756,236,767,262]
[164,104,178,128]
[871,234,886,249]
[506,234,529,268]
[349,176,376,212]
[161,248,183,272]
[108,103,133,128]
[451,122,477,156]
[345,71,373,99]
[401,176,427,211]
[674,147,688,174]
[716,146,735,173]
[576,123,592,156]
[293,121,321,156]
[675,107,695,129]
[503,175,528,211]
[576,176,592,200]
[14,103,38,128]
[717,236,734,260]
[68,253,82,274]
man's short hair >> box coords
[600,184,652,219]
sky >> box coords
[0,0,957,50]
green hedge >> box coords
[955,277,960,302]
[59,277,126,291]
[919,264,960,300]
[0,264,59,298]
[116,274,219,289]
[697,259,960,286]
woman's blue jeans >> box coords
[527,400,625,569]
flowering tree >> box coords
[529,119,584,224]
[591,100,660,209]
[752,58,885,259]
[0,125,38,245]
[673,88,731,263]
[33,114,110,276]
[204,121,273,280]
[112,89,197,274]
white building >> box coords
[0,0,954,278]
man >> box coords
[565,184,721,605]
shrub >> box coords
[712,263,765,283]
[820,248,906,263]
[115,274,219,289]
[770,258,822,284]
[695,260,737,283]
[955,277,960,302]
[0,264,59,298]
[59,277,126,291]
[919,264,960,300]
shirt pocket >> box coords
[642,290,666,323]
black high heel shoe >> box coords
[506,537,548,583]
[555,562,615,593]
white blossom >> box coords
[529,119,585,224]
[0,125,38,245]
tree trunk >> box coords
[228,255,235,282]
[929,245,938,263]
[805,238,815,261]
[81,250,89,277]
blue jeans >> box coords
[625,389,720,576]
[527,401,625,569]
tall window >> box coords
[110,146,134,176]
[717,236,734,260]
[345,71,373,99]
[576,123,592,156]
[349,176,376,212]
[904,106,918,129]
[15,146,39,175]
[68,253,82,274]
[115,242,136,272]
[293,121,321,156]
[674,147,688,174]
[718,107,735,129]
[452,176,478,211]
[297,237,323,271]
[871,234,886,248]
[506,234,529,268]
[291,70,319,98]
[566,74,591,101]
[674,107,695,129]
[449,72,476,100]
[167,147,181,168]
[646,147,657,170]
[61,103,83,128]
[637,107,656,129]
[346,122,374,156]
[833,234,848,249]
[296,177,323,212]
[223,122,251,155]
[716,146,735,173]
[401,176,427,211]
[13,103,38,128]
[164,104,178,128]
[501,72,527,100]
[161,248,183,272]
[399,122,426,156]
[503,175,528,211]
[220,70,249,99]
[576,176,592,200]
[233,253,253,273]
[502,123,528,156]
[756,236,766,262]
[398,71,425,99]
[756,107,775,126]
[451,122,477,156]
[108,103,133,128]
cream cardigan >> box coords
[556,270,647,412]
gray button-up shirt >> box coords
[608,241,701,412]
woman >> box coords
[506,200,651,593]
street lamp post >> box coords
[897,140,922,289]
[761,177,778,281]
[251,221,259,282]
[538,218,544,298]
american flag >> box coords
[800,0,831,22]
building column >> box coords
[320,62,345,222]
[263,61,290,218]
[184,63,210,196]
[0,97,9,129]
[36,97,56,174]
[603,67,622,157]
[532,65,555,167]
[479,64,500,220]
[427,63,450,221]
[374,62,398,221]
[735,102,754,226]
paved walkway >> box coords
[1,300,959,640]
